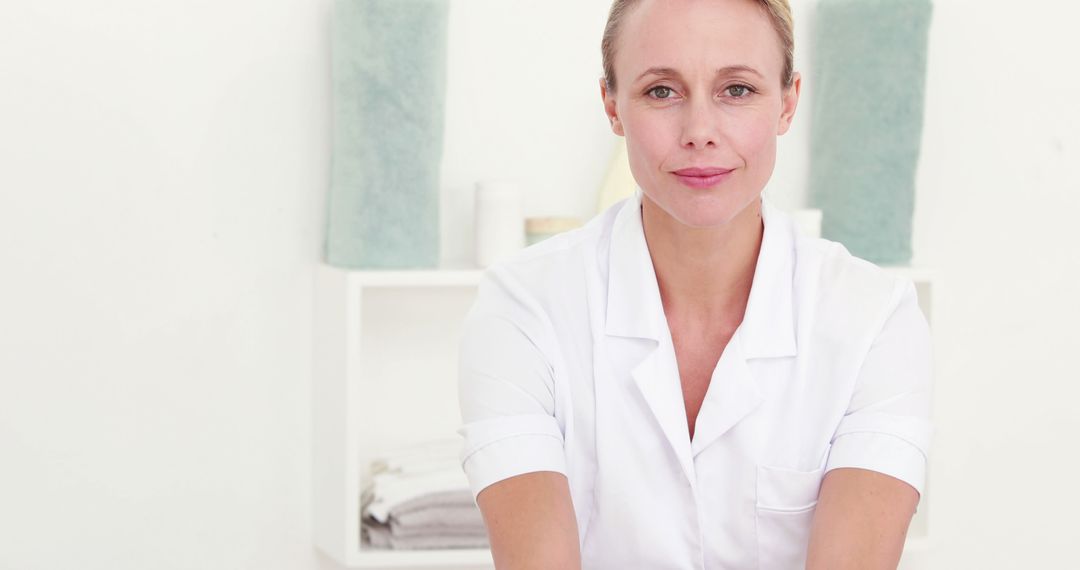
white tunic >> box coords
[457,188,933,569]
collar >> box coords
[604,187,798,359]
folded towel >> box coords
[390,488,475,516]
[361,496,487,547]
[359,436,488,550]
[363,521,490,550]
[364,468,472,523]
[384,489,485,539]
[362,502,485,540]
[362,437,474,523]
[807,0,933,265]
[391,504,485,535]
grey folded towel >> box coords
[392,504,484,533]
[364,528,490,550]
[360,488,490,550]
[390,488,475,516]
[363,516,490,550]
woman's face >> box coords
[602,0,800,228]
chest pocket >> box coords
[754,445,830,570]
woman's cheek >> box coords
[633,113,676,156]
[725,111,775,159]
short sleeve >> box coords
[825,279,934,497]
[457,268,567,502]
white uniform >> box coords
[457,188,933,569]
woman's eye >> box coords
[725,84,753,98]
[648,86,674,99]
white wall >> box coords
[1,0,1077,569]
[0,1,335,568]
[914,1,1080,567]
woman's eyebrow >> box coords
[717,64,764,79]
[635,66,684,83]
[634,64,764,84]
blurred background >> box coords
[1,0,1078,568]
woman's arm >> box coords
[805,467,920,570]
[476,471,582,570]
[806,277,932,569]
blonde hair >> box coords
[601,0,795,92]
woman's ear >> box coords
[599,77,625,136]
[777,71,801,136]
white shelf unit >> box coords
[312,264,936,569]
[313,265,491,569]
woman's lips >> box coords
[672,167,734,189]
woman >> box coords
[457,0,933,568]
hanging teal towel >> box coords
[326,0,449,269]
[808,0,933,265]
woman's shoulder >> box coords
[808,237,901,290]
[794,233,917,336]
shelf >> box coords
[314,264,488,568]
[343,548,491,569]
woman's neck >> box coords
[641,194,764,329]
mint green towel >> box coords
[808,0,933,265]
[326,0,449,269]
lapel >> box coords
[691,191,799,457]
[604,187,799,487]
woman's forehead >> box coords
[617,0,783,83]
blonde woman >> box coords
[457,0,932,568]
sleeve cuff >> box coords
[825,431,928,496]
[459,414,567,502]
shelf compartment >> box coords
[314,265,490,568]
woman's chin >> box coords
[658,190,748,229]
[674,212,738,229]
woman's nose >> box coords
[680,99,720,150]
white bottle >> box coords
[474,180,525,268]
